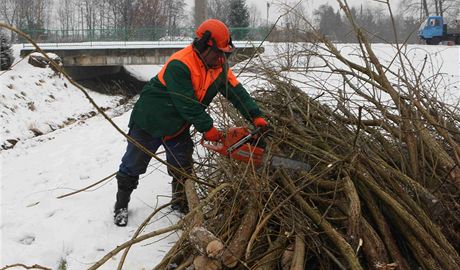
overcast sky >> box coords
[185,0,402,24]
[248,0,402,14]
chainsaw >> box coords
[201,127,311,171]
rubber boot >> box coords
[171,178,189,214]
[114,172,138,226]
[114,188,131,227]
[114,188,132,210]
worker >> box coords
[113,19,268,226]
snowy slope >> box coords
[1,110,180,269]
[1,48,179,269]
[1,42,459,269]
[0,48,126,150]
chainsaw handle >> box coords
[200,127,262,156]
[200,138,228,156]
[226,127,262,152]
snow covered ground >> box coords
[1,47,180,269]
[1,109,180,269]
[0,54,123,150]
[1,42,459,269]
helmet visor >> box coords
[214,36,234,53]
[218,44,233,53]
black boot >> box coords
[114,172,138,226]
[114,207,128,227]
[114,188,131,227]
[171,178,189,214]
[114,188,132,210]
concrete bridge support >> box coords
[20,42,263,80]
[65,66,122,80]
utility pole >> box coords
[266,2,270,26]
[195,0,208,28]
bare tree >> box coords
[132,0,165,28]
[2,0,189,41]
[79,0,98,31]
[170,0,186,28]
[163,0,186,35]
[17,0,49,29]
[95,0,118,29]
[248,3,262,27]
[400,0,460,20]
[314,4,343,41]
[102,0,137,29]
[56,0,78,30]
[0,0,18,26]
[314,2,422,44]
[207,0,231,24]
[0,0,50,30]
[0,0,50,41]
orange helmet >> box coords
[195,19,233,53]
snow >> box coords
[1,42,459,269]
[124,65,163,82]
[1,47,123,149]
[19,40,262,50]
[1,47,179,269]
[238,42,460,110]
[1,109,180,269]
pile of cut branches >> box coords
[155,73,459,269]
[149,5,460,270]
[87,2,460,270]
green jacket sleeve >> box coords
[163,60,213,133]
[219,82,262,121]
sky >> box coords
[185,0,403,24]
[248,0,402,12]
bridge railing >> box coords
[19,27,270,43]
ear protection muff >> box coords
[225,37,235,57]
[193,30,212,53]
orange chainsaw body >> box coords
[202,127,264,166]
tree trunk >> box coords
[422,0,429,18]
[279,169,364,270]
[184,179,203,227]
[189,227,224,258]
[360,218,390,270]
[253,233,288,270]
[193,255,222,270]
[221,201,259,268]
[290,234,305,270]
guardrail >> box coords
[18,27,270,43]
[20,40,264,49]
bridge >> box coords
[20,41,263,66]
[20,41,264,79]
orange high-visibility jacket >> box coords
[158,45,239,102]
[128,45,262,138]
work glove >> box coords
[253,117,269,129]
[203,126,223,142]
